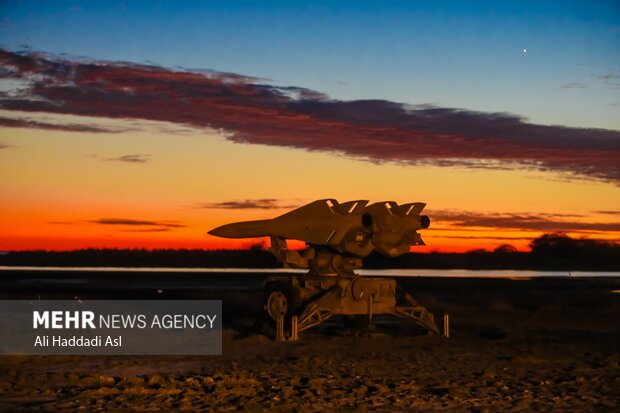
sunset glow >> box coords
[1,1,618,253]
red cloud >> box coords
[1,49,619,182]
[431,210,620,232]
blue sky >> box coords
[1,0,619,129]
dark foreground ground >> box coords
[0,271,619,411]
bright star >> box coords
[523,49,527,53]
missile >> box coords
[208,199,430,258]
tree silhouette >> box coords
[494,244,517,253]
[0,233,618,270]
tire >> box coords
[262,281,301,325]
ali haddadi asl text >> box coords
[34,335,121,347]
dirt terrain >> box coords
[1,274,618,411]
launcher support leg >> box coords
[276,315,285,342]
[291,316,299,341]
[443,313,450,338]
[393,305,439,334]
[296,286,340,333]
[274,315,299,342]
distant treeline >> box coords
[1,233,618,271]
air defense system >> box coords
[209,199,439,340]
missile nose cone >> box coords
[208,219,272,239]
[208,224,235,238]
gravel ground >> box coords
[1,276,618,411]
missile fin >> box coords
[365,201,392,215]
[407,202,426,216]
[277,199,336,220]
[391,202,426,216]
[332,200,368,215]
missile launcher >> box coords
[209,199,439,340]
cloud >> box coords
[433,234,620,244]
[120,228,171,232]
[431,234,534,241]
[593,74,620,80]
[560,82,587,89]
[105,154,150,163]
[430,210,620,232]
[88,218,185,228]
[593,210,620,215]
[194,199,300,210]
[0,116,115,133]
[1,49,619,183]
[591,73,620,89]
[48,218,184,231]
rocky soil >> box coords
[1,276,618,411]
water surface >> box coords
[1,266,618,278]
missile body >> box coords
[209,199,430,258]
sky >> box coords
[0,0,619,252]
